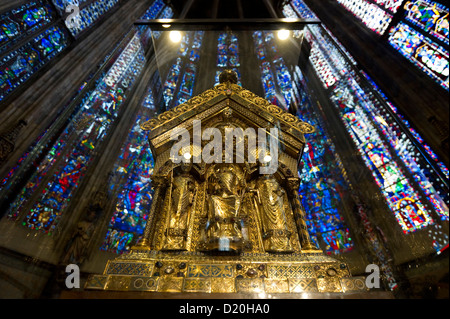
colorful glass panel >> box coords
[373,0,404,13]
[336,0,393,34]
[53,0,120,37]
[359,70,449,220]
[293,66,354,255]
[141,0,165,19]
[388,22,449,90]
[0,25,70,101]
[285,4,448,234]
[332,81,437,234]
[162,31,204,109]
[403,0,449,44]
[306,23,445,233]
[6,33,145,233]
[100,0,172,252]
[252,31,281,107]
[1,1,56,54]
[290,0,318,18]
[215,32,241,85]
[309,46,338,88]
[252,31,294,109]
[100,110,155,253]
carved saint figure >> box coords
[203,164,244,252]
[61,189,106,265]
[256,176,293,252]
[163,163,196,250]
[62,208,97,265]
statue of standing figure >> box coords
[256,176,293,252]
[163,163,196,250]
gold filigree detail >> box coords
[235,278,265,293]
[105,276,131,291]
[140,82,314,135]
[140,85,226,131]
[211,278,235,293]
[232,85,315,134]
[288,278,318,292]
[183,278,212,293]
[264,279,289,293]
[158,277,183,292]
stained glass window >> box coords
[164,56,182,107]
[308,23,448,233]
[0,0,56,54]
[0,79,90,195]
[141,0,165,19]
[373,0,404,14]
[100,0,173,253]
[336,0,393,34]
[333,0,449,90]
[0,25,70,101]
[177,62,197,104]
[388,21,449,90]
[163,31,204,109]
[294,67,354,254]
[51,0,120,37]
[403,0,449,45]
[309,46,338,88]
[252,31,294,109]
[6,32,146,234]
[215,32,241,85]
[359,71,449,221]
[100,89,155,253]
[340,94,421,210]
[284,2,448,239]
[273,57,294,108]
[334,88,435,233]
[289,0,318,19]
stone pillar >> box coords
[286,177,318,250]
[0,119,27,166]
[133,175,167,249]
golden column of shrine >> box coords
[85,70,368,295]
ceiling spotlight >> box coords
[162,24,171,28]
[277,29,290,40]
[169,30,182,43]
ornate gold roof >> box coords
[140,81,315,137]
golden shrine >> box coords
[84,70,368,295]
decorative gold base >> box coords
[131,238,151,250]
[85,249,368,294]
[62,290,394,299]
